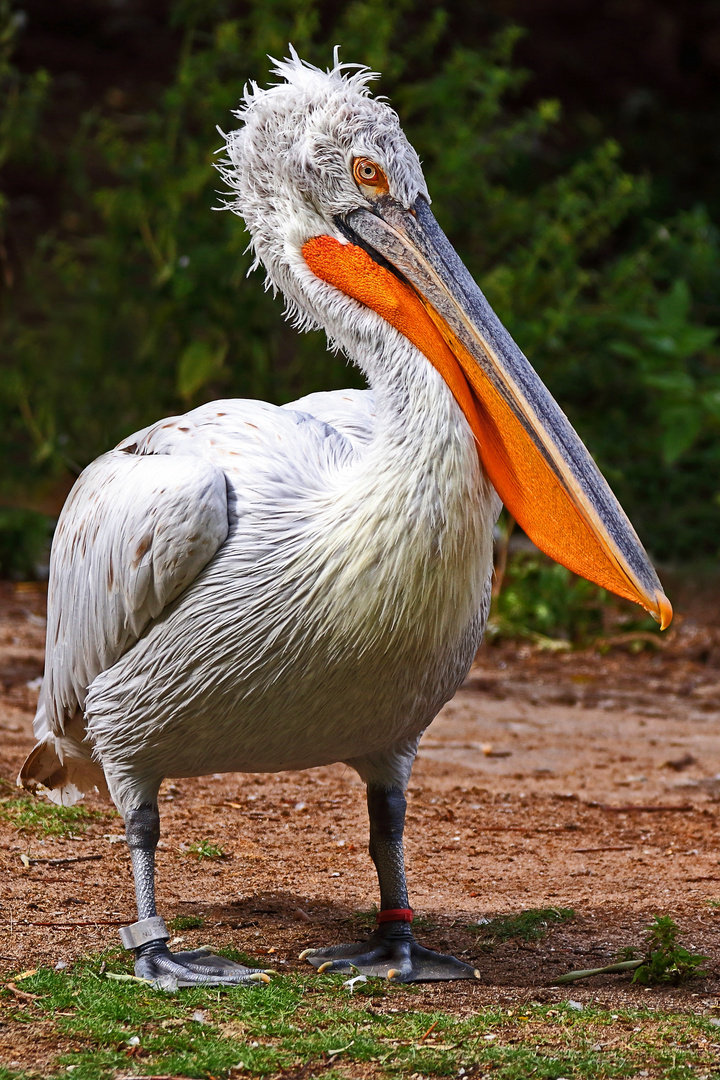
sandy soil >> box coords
[2,576,720,1049]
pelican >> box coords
[19,51,671,988]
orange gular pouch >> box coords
[302,234,671,625]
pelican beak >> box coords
[302,196,671,628]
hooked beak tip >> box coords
[651,591,673,631]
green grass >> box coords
[475,907,575,943]
[2,950,720,1079]
[187,839,227,861]
[0,792,106,837]
[171,915,206,931]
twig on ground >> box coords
[22,919,128,927]
[594,804,694,813]
[5,981,40,1002]
[595,632,664,651]
[23,854,103,866]
[104,972,152,984]
[572,845,633,853]
[474,826,579,833]
[552,959,643,985]
[420,1020,438,1042]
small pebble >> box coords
[568,1000,584,1011]
[54,960,68,970]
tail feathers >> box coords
[18,735,109,807]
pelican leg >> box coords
[302,785,480,982]
[122,805,270,989]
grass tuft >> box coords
[350,907,378,929]
[475,907,575,943]
[0,793,105,837]
[187,839,226,861]
[170,914,205,931]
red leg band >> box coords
[376,908,414,924]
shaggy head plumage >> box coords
[218,48,429,323]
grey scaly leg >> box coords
[368,786,409,910]
[119,803,270,989]
[366,785,414,972]
[127,805,161,920]
[301,784,481,982]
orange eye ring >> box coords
[352,157,388,191]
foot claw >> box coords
[316,960,335,974]
[298,948,317,961]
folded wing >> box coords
[40,448,229,737]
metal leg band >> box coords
[119,916,170,951]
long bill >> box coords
[302,195,672,629]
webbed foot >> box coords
[300,923,480,983]
[120,914,272,990]
[134,941,272,990]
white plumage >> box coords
[31,362,496,812]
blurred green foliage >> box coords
[487,550,610,647]
[0,507,53,578]
[487,548,664,648]
[1,0,720,569]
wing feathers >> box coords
[41,450,229,736]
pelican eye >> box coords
[352,157,388,192]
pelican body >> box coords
[20,53,670,987]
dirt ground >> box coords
[2,574,720,1049]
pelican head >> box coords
[220,49,672,628]
[219,50,428,328]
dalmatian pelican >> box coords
[19,51,671,988]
